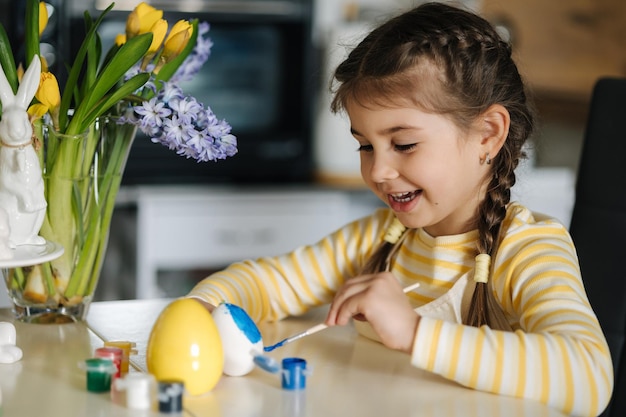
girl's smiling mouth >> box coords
[387,190,423,212]
[389,190,422,203]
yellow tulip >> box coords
[40,55,49,72]
[27,103,48,119]
[162,20,192,61]
[165,20,192,45]
[140,9,163,34]
[29,71,61,126]
[16,63,24,82]
[39,2,49,36]
[125,10,140,39]
[148,19,168,54]
[126,2,163,39]
[115,33,127,46]
[35,72,61,110]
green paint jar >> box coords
[82,358,116,392]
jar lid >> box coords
[158,380,185,413]
[83,357,116,372]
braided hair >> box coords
[331,2,535,327]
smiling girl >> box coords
[188,3,612,416]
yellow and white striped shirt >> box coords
[188,202,613,417]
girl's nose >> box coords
[366,153,399,183]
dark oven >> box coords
[66,0,318,185]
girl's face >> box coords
[346,101,489,237]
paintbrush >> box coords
[263,281,421,352]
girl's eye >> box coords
[395,143,417,152]
[357,143,416,153]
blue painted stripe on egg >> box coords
[225,303,262,343]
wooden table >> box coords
[0,299,571,417]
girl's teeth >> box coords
[391,191,416,203]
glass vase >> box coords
[2,117,137,323]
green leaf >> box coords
[69,32,152,134]
[154,19,199,84]
[94,31,104,73]
[25,0,40,67]
[41,263,56,297]
[0,24,17,94]
[81,11,100,102]
[59,3,115,133]
[83,72,150,123]
[100,43,121,71]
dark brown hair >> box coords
[331,2,535,327]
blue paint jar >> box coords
[281,357,308,390]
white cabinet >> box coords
[133,186,381,298]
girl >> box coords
[187,3,612,416]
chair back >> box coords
[569,77,626,417]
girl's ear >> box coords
[478,104,510,157]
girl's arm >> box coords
[411,219,613,417]
[186,209,396,322]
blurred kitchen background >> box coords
[0,0,624,306]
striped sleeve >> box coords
[187,209,395,322]
[411,211,613,417]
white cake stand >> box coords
[0,240,64,268]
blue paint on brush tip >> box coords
[223,303,262,344]
[263,339,286,352]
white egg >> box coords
[212,303,264,376]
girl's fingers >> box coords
[326,273,399,326]
[326,279,364,325]
[326,272,421,353]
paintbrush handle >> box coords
[284,323,328,344]
[402,281,421,293]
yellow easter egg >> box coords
[146,298,224,395]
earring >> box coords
[480,152,492,165]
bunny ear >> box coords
[0,59,16,108]
[15,56,41,110]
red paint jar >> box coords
[94,347,123,378]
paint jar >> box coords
[281,357,309,390]
[94,347,123,378]
[104,341,137,375]
[158,379,185,413]
[112,372,157,410]
[81,358,117,392]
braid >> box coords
[467,170,512,327]
[360,217,407,274]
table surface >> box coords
[0,299,571,417]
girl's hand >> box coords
[325,272,420,354]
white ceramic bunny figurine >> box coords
[0,207,12,259]
[0,322,22,363]
[0,56,46,248]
